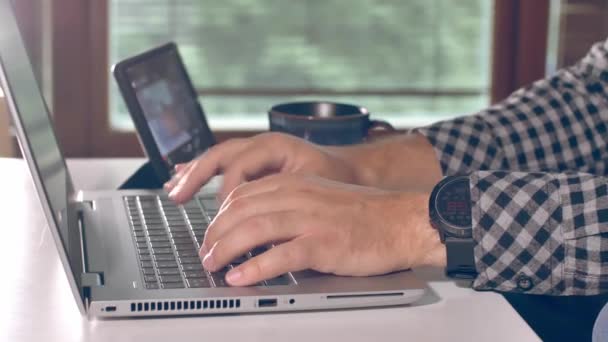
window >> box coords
[38,0,549,156]
[109,0,494,130]
[546,0,608,74]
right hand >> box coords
[164,132,361,204]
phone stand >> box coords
[118,160,165,190]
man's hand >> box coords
[165,132,443,204]
[165,133,362,203]
[198,174,446,286]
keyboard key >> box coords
[158,268,180,275]
[161,282,185,289]
[153,254,176,261]
[211,274,229,287]
[167,225,190,232]
[179,257,202,264]
[186,278,211,288]
[142,267,155,276]
[176,250,198,258]
[139,254,152,261]
[172,237,194,244]
[170,231,191,238]
[149,235,170,242]
[140,261,154,268]
[155,260,178,268]
[191,227,206,234]
[167,219,187,226]
[145,282,159,289]
[132,225,144,232]
[181,264,204,271]
[147,230,168,237]
[136,242,148,249]
[146,224,166,231]
[151,248,173,255]
[159,275,182,283]
[174,243,196,251]
[144,275,158,283]
[150,241,171,248]
[138,249,150,255]
[183,270,206,278]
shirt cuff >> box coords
[469,171,564,294]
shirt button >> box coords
[516,274,534,291]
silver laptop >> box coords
[0,0,425,318]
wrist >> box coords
[328,133,443,190]
[393,192,446,268]
[325,144,377,186]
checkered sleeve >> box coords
[471,171,608,295]
[414,39,608,295]
[415,38,608,176]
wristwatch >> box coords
[429,175,477,279]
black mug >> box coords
[268,101,394,145]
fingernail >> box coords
[202,252,214,269]
[168,187,179,199]
[226,269,242,284]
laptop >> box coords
[0,0,425,318]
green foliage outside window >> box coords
[110,0,493,129]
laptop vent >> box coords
[129,299,241,312]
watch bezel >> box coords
[429,175,473,239]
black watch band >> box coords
[445,237,477,279]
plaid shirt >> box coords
[416,39,608,295]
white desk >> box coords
[0,158,540,342]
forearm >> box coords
[326,133,443,191]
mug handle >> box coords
[369,119,396,132]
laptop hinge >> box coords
[81,272,104,287]
[77,206,105,288]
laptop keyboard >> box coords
[124,194,293,289]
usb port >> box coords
[258,298,277,308]
[105,306,117,312]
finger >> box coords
[164,162,195,192]
[218,173,285,213]
[203,189,320,252]
[219,145,285,201]
[225,240,314,286]
[169,139,248,203]
[219,173,310,212]
[174,162,189,173]
[201,211,303,272]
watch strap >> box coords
[445,237,477,279]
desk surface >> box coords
[0,158,539,342]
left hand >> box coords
[198,174,446,286]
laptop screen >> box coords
[0,0,85,310]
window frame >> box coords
[47,0,549,157]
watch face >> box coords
[436,177,472,230]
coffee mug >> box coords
[268,101,394,145]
